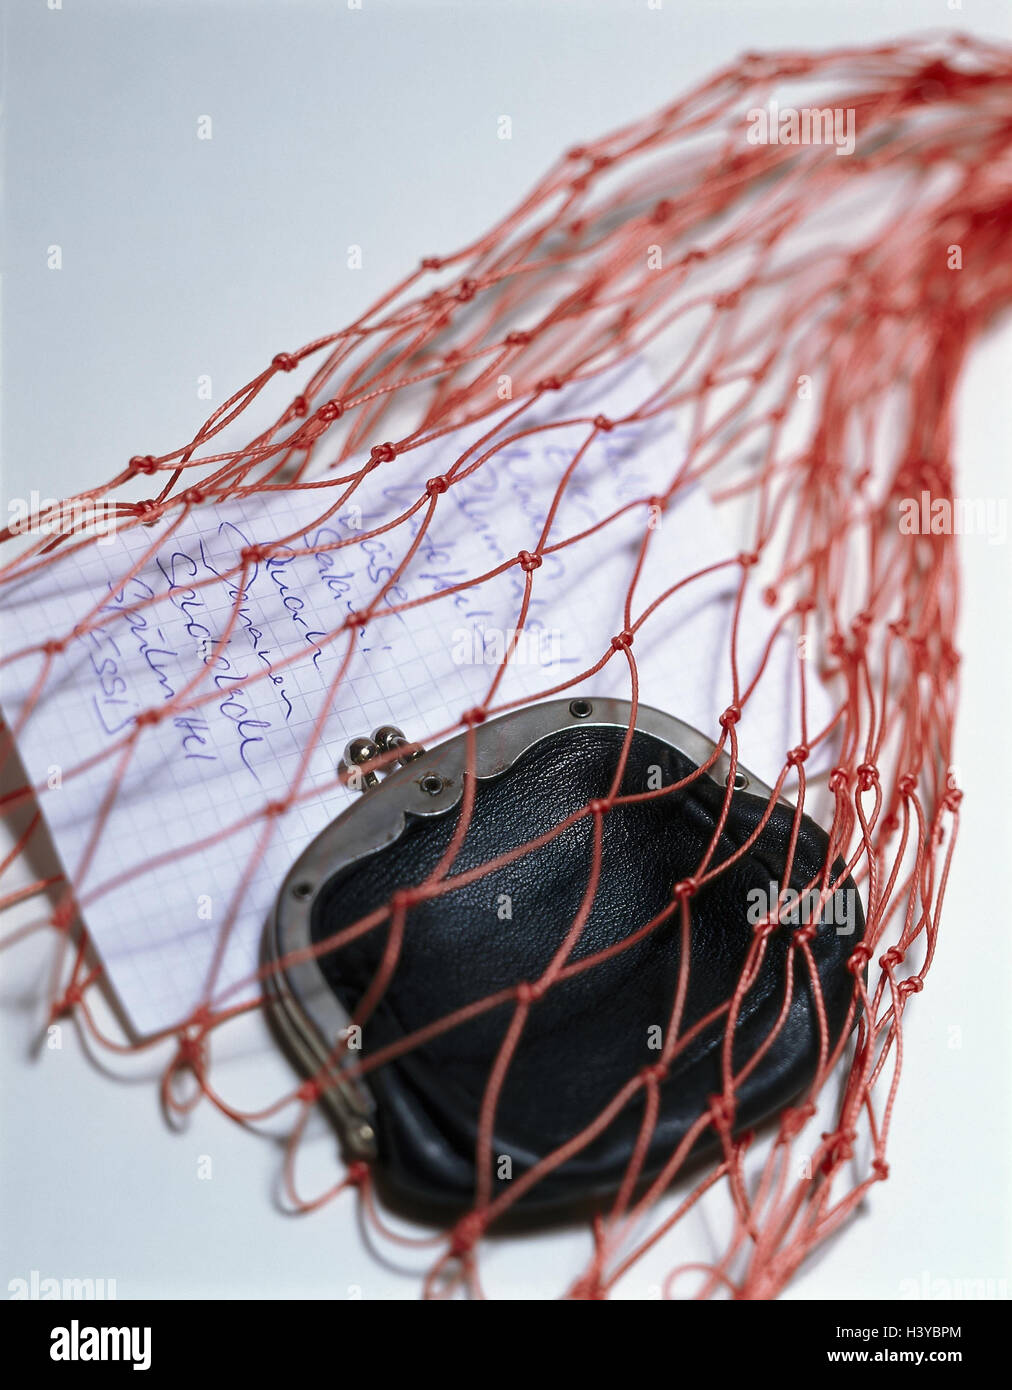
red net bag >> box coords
[2,34,1009,1299]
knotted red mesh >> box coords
[2,34,1009,1299]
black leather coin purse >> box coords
[266,697,864,1211]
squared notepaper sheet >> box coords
[1,361,831,1036]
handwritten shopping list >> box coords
[0,362,832,1035]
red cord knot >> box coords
[910,58,963,103]
[189,1005,212,1034]
[641,1061,668,1086]
[420,255,443,271]
[175,1030,205,1071]
[828,766,851,794]
[292,395,309,418]
[908,635,928,670]
[49,900,77,932]
[566,144,587,161]
[133,500,163,524]
[898,977,924,1000]
[672,876,698,901]
[795,596,817,616]
[588,798,611,817]
[345,1159,371,1187]
[134,708,163,728]
[369,441,397,464]
[651,198,674,224]
[872,1157,890,1182]
[241,545,268,566]
[709,1093,736,1132]
[316,399,344,424]
[593,414,614,432]
[715,290,741,312]
[786,745,809,768]
[848,943,872,976]
[449,1212,486,1257]
[128,454,159,475]
[683,248,706,264]
[821,1128,857,1171]
[51,982,85,1018]
[263,799,290,819]
[536,375,563,392]
[425,475,449,497]
[738,550,759,568]
[943,787,963,813]
[181,488,205,506]
[762,586,778,607]
[455,278,477,302]
[647,494,666,513]
[515,980,546,1007]
[517,550,542,573]
[888,616,909,637]
[880,945,905,971]
[719,704,741,729]
[881,812,899,838]
[297,1078,321,1105]
[779,1101,816,1140]
[391,888,419,914]
[897,772,918,797]
[460,706,487,727]
[272,352,298,372]
[856,763,879,792]
[42,638,66,657]
[345,610,368,630]
[504,329,531,347]
[610,630,634,653]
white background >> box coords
[1,0,1009,1299]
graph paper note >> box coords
[1,361,832,1034]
